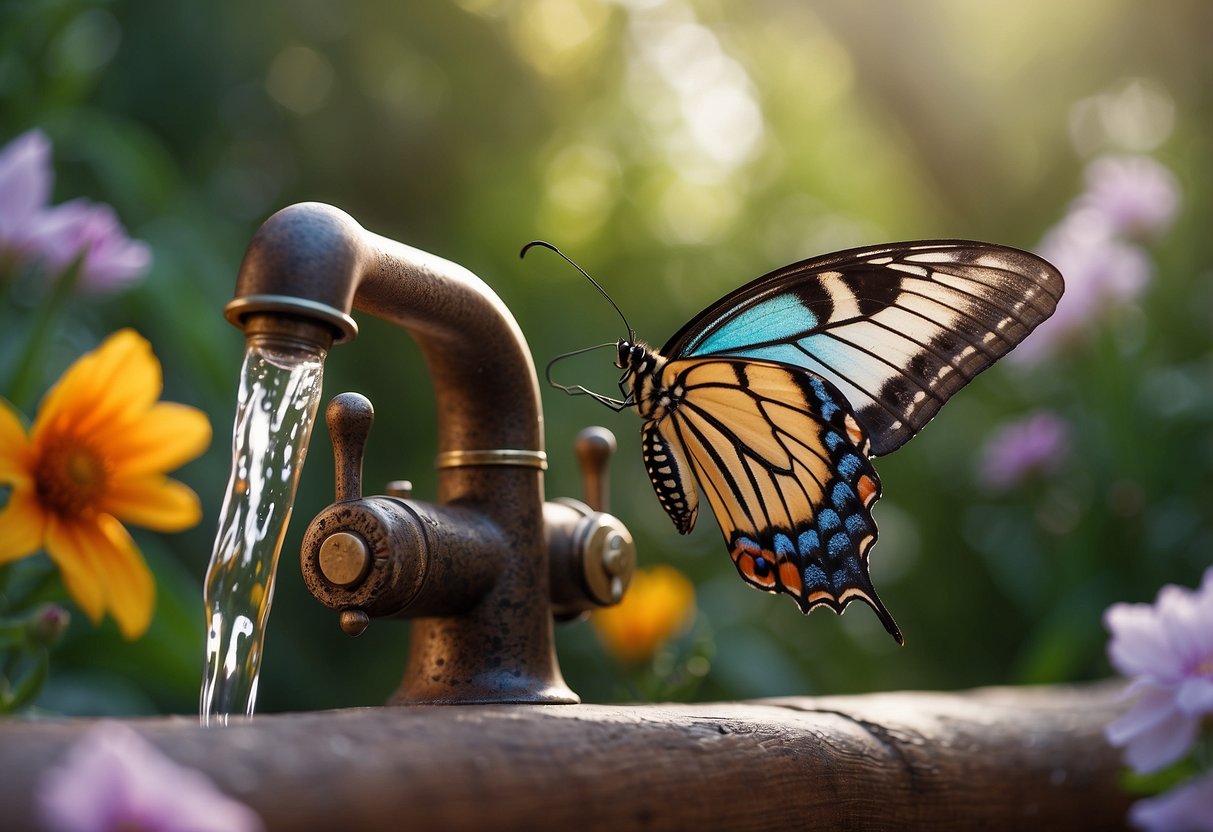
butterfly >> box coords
[524,240,1064,643]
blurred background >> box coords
[1,0,1210,714]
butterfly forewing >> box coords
[664,241,1064,456]
[656,357,901,642]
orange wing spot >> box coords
[806,589,836,606]
[856,474,878,506]
[844,414,864,446]
[731,537,761,564]
[778,561,802,596]
[734,547,777,589]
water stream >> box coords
[200,338,325,725]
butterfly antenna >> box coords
[543,342,630,412]
[520,240,635,341]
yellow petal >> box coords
[101,402,212,477]
[0,485,46,563]
[0,399,34,486]
[34,330,162,442]
[99,475,202,532]
[93,515,155,639]
[44,516,107,624]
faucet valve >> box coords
[327,392,374,502]
[573,426,614,513]
[547,427,636,618]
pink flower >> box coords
[1078,155,1181,241]
[0,128,151,292]
[0,129,53,253]
[37,721,263,832]
[977,411,1071,491]
[1013,216,1152,363]
[1104,568,1213,774]
[1128,771,1213,832]
[26,198,152,292]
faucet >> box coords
[223,202,635,705]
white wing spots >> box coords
[868,255,894,265]
[886,262,930,278]
[904,250,960,264]
[820,274,863,320]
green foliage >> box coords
[2,0,1211,713]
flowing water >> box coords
[200,338,325,725]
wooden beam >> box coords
[0,683,1131,831]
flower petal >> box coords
[37,722,264,832]
[0,398,33,486]
[1129,770,1213,832]
[0,485,47,563]
[1115,703,1199,774]
[1176,677,1213,716]
[102,402,211,477]
[34,330,162,443]
[93,515,154,640]
[99,476,202,532]
[1106,685,1180,746]
[44,516,107,625]
[1105,601,1180,680]
[0,129,52,242]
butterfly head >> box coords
[615,339,649,371]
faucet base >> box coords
[388,686,580,706]
[388,614,580,706]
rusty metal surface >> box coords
[227,202,577,704]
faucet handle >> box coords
[327,392,374,501]
[573,426,616,512]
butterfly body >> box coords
[550,239,1064,644]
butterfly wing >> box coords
[661,240,1064,456]
[645,356,902,642]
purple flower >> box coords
[0,128,151,292]
[37,721,263,832]
[977,410,1071,491]
[1129,771,1213,832]
[1013,216,1152,363]
[0,129,53,253]
[1104,568,1213,774]
[1077,155,1181,241]
[26,198,152,292]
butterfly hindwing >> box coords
[653,357,901,642]
[663,241,1064,455]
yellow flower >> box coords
[592,565,696,664]
[0,329,211,639]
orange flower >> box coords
[0,329,210,638]
[592,565,696,664]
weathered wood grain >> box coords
[0,684,1131,831]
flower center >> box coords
[35,440,109,516]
